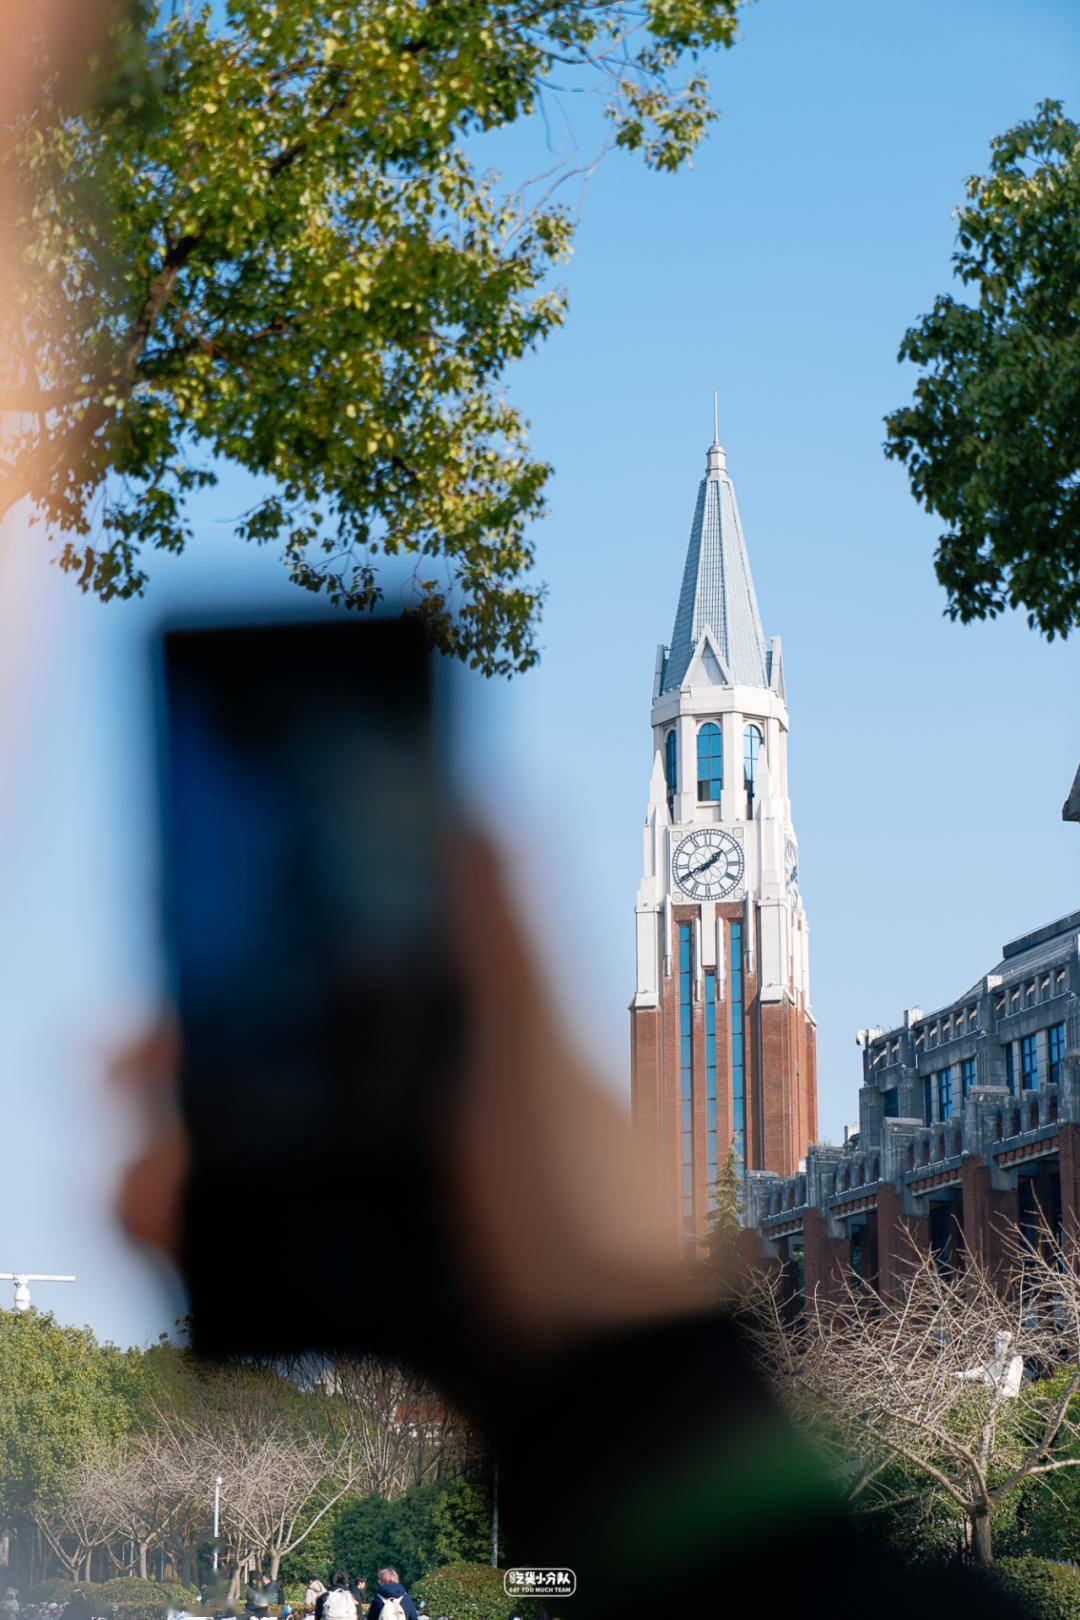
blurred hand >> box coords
[117,835,701,1351]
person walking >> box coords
[317,1574,356,1620]
[303,1581,326,1617]
[365,1570,417,1620]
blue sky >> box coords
[0,0,1076,1347]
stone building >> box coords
[630,424,817,1250]
[745,909,1080,1300]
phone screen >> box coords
[158,617,457,1354]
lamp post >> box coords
[212,1476,222,1574]
[0,1272,75,1312]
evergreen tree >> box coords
[701,1140,742,1299]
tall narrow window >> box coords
[743,724,763,816]
[664,729,678,814]
[730,921,745,1174]
[1020,1032,1038,1091]
[883,1087,899,1119]
[678,924,694,1243]
[937,1067,953,1121]
[922,1075,933,1124]
[1049,1023,1065,1086]
[696,723,723,802]
[1004,1042,1015,1094]
[961,1055,977,1098]
[705,969,718,1206]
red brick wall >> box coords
[803,1207,850,1303]
[1059,1125,1080,1254]
[961,1160,1018,1277]
[759,998,816,1176]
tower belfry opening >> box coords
[630,428,818,1247]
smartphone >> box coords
[157,616,461,1358]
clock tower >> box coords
[630,425,817,1246]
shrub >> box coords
[27,1582,94,1606]
[76,1578,203,1617]
[989,1557,1080,1620]
[411,1564,544,1620]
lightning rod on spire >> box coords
[712,390,719,446]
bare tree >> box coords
[743,1217,1080,1566]
[85,1433,204,1583]
[312,1357,476,1499]
[147,1362,368,1597]
[31,1455,113,1583]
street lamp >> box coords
[212,1476,222,1574]
[0,1272,75,1312]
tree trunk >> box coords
[269,1552,281,1581]
[139,1539,149,1580]
[970,1508,993,1566]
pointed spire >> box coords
[662,425,767,693]
[706,391,727,478]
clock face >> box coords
[785,837,799,898]
[672,829,744,901]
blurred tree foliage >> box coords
[885,101,1080,641]
[1,0,749,675]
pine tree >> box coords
[701,1140,742,1299]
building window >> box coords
[664,728,678,813]
[1010,987,1021,1013]
[1020,1032,1038,1091]
[883,1087,899,1119]
[1056,969,1067,995]
[1004,1041,1015,1095]
[730,920,745,1174]
[743,724,763,816]
[696,722,723,802]
[1049,1023,1065,1086]
[937,1067,953,1121]
[704,969,718,1206]
[961,1055,977,1098]
[678,923,694,1242]
[923,1075,933,1124]
[1025,981,1036,1008]
[1039,974,1050,999]
[995,995,1006,1020]
[891,1040,900,1063]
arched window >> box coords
[743,723,763,815]
[664,729,677,812]
[696,722,722,801]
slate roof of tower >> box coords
[661,443,768,693]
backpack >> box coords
[323,1592,357,1620]
[378,1600,406,1620]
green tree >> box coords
[3,0,747,676]
[885,100,1080,641]
[0,1309,135,1521]
[431,1477,493,1567]
[701,1139,741,1297]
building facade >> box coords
[630,430,818,1249]
[746,909,1080,1300]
